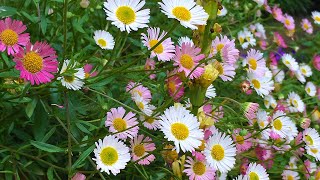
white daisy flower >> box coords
[282,170,300,180]
[217,6,228,17]
[245,163,269,180]
[255,23,267,39]
[287,156,298,169]
[158,0,209,30]
[133,94,154,116]
[264,95,277,109]
[306,145,320,161]
[93,30,115,50]
[104,0,150,33]
[238,31,248,49]
[271,65,285,83]
[303,128,320,147]
[305,82,316,96]
[93,135,131,175]
[244,29,256,47]
[159,105,204,153]
[204,131,236,173]
[286,118,298,141]
[233,174,245,180]
[282,54,299,71]
[312,11,320,25]
[299,64,312,77]
[247,71,274,97]
[58,60,85,91]
[205,84,216,99]
[287,92,305,113]
[271,111,294,139]
[243,49,266,74]
[178,36,194,47]
[256,109,271,140]
[294,69,306,84]
[252,0,265,6]
[139,114,160,130]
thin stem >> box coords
[64,92,72,178]
[63,0,68,60]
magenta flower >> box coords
[13,41,58,85]
[313,55,320,71]
[272,6,284,22]
[0,17,30,55]
[273,32,287,48]
[84,64,98,78]
[173,43,205,79]
[166,73,184,101]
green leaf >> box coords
[71,144,95,170]
[41,127,56,142]
[26,98,38,118]
[47,167,54,180]
[0,6,17,17]
[40,16,47,35]
[75,123,92,135]
[30,140,65,153]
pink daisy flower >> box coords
[183,156,215,180]
[144,58,156,79]
[130,135,156,165]
[140,114,160,130]
[210,35,239,65]
[0,17,30,55]
[272,6,284,22]
[166,73,184,101]
[215,62,235,82]
[84,64,98,78]
[105,107,139,140]
[13,41,58,85]
[173,43,205,79]
[243,49,266,75]
[273,32,287,48]
[71,172,86,180]
[242,102,259,121]
[313,55,320,71]
[301,19,313,34]
[282,14,295,30]
[126,81,152,102]
[232,128,252,152]
[141,27,175,62]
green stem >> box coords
[64,92,72,178]
[201,1,218,55]
[63,0,68,60]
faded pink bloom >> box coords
[71,172,86,180]
[313,55,320,71]
[272,6,284,22]
[144,58,156,79]
[301,18,313,34]
[243,102,259,121]
[232,128,252,152]
[0,17,30,55]
[300,118,311,129]
[192,151,206,161]
[130,135,156,165]
[282,14,295,30]
[84,64,98,78]
[126,81,152,102]
[183,156,215,180]
[273,32,287,48]
[166,73,184,101]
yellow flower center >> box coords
[273,119,282,130]
[217,9,221,15]
[23,51,43,74]
[287,175,294,180]
[246,36,251,42]
[192,161,206,175]
[180,54,194,69]
[85,72,90,78]
[168,81,177,93]
[64,76,75,83]
[248,58,257,70]
[249,172,259,180]
[301,68,307,75]
[133,144,145,157]
[113,118,127,131]
[211,144,225,161]
[259,121,265,128]
[236,135,245,145]
[311,148,318,154]
[132,89,143,97]
[97,38,107,47]
[145,117,155,124]
[285,19,291,26]
[251,79,261,89]
[137,101,145,110]
[116,6,136,25]
[303,23,309,29]
[239,37,244,44]
[171,123,189,140]
[172,7,191,21]
[149,39,164,54]
[316,170,320,180]
[0,29,18,46]
[293,100,298,107]
[264,100,269,105]
[217,43,224,52]
[285,60,290,65]
[315,16,320,22]
[305,135,314,145]
[307,88,311,94]
[100,147,118,165]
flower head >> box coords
[183,156,215,180]
[130,135,156,165]
[312,11,320,25]
[301,18,313,34]
[305,82,316,96]
[14,41,58,85]
[84,64,98,78]
[245,163,269,180]
[0,17,30,55]
[158,0,209,30]
[104,0,150,33]
[247,71,274,97]
[93,30,115,49]
[282,14,295,30]
[282,54,298,71]
[93,135,130,175]
[273,32,287,48]
[166,73,185,101]
[58,60,85,90]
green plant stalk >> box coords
[201,0,218,55]
[63,0,68,60]
[64,92,72,178]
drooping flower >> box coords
[105,107,139,140]
[130,135,156,165]
[141,27,175,61]
[173,43,205,79]
[84,64,98,78]
[0,17,30,55]
[93,135,130,175]
[301,18,313,34]
[104,0,150,33]
[14,41,58,85]
[93,30,115,50]
[272,6,284,22]
[216,62,236,82]
[312,11,320,25]
[183,156,215,180]
[159,105,204,153]
[158,0,209,30]
[140,114,160,130]
[57,60,85,90]
[132,94,154,116]
[204,131,236,173]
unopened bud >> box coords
[80,0,90,8]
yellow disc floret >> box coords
[23,51,43,74]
